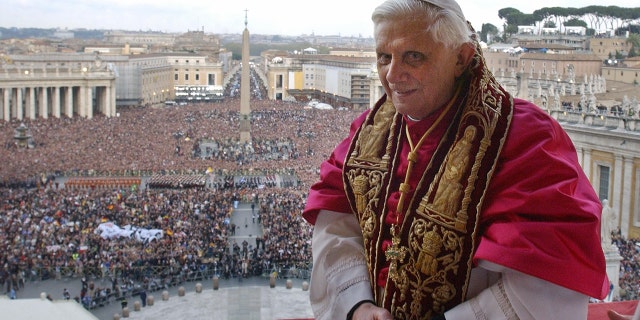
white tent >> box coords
[314,103,334,110]
[0,296,99,320]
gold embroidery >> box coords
[352,172,370,214]
[416,229,443,275]
[428,126,476,217]
[355,102,396,161]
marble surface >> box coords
[126,286,314,320]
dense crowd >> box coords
[0,98,356,307]
[613,232,640,301]
[0,184,311,308]
[0,98,357,187]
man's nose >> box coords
[385,58,407,83]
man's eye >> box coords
[377,54,391,65]
[406,52,424,64]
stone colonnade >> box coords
[0,66,116,121]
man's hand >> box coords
[352,302,394,320]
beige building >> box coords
[483,50,604,82]
[482,50,521,76]
[103,31,176,46]
[0,50,225,119]
[127,54,174,106]
[552,111,640,239]
[602,57,640,85]
[519,53,603,80]
[169,53,224,102]
[328,49,376,58]
[589,37,633,60]
[264,53,375,110]
[0,54,116,120]
[170,54,223,87]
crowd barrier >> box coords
[21,263,311,310]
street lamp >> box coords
[305,131,314,155]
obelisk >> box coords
[239,9,251,143]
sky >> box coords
[1,0,637,37]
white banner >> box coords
[94,222,163,244]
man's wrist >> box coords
[346,299,377,320]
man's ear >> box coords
[454,43,475,78]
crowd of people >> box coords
[0,98,354,186]
[613,232,640,301]
[0,97,355,308]
[0,182,312,309]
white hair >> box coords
[372,0,474,49]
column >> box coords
[619,156,633,238]
[77,86,85,118]
[16,87,23,120]
[97,87,104,117]
[39,86,49,119]
[582,148,593,188]
[5,88,11,120]
[0,88,5,121]
[52,87,61,118]
[110,80,117,116]
[575,146,584,168]
[27,87,36,119]
[612,154,623,228]
[66,86,73,118]
[85,85,93,119]
[104,85,112,117]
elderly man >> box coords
[302,0,609,319]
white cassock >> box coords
[310,210,590,320]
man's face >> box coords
[375,17,467,119]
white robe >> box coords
[310,210,590,320]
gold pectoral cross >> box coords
[385,235,407,284]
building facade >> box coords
[602,57,640,85]
[0,54,116,120]
[0,51,225,115]
[264,53,375,110]
[553,111,640,239]
[589,37,633,60]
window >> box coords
[598,165,610,201]
[196,74,200,81]
[174,74,178,81]
[185,74,189,81]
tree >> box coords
[615,50,624,59]
[564,18,588,28]
[480,23,500,43]
[627,33,640,49]
[498,7,537,38]
[627,33,640,58]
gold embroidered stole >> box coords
[343,51,513,318]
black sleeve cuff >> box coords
[431,314,446,320]
[346,299,377,320]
